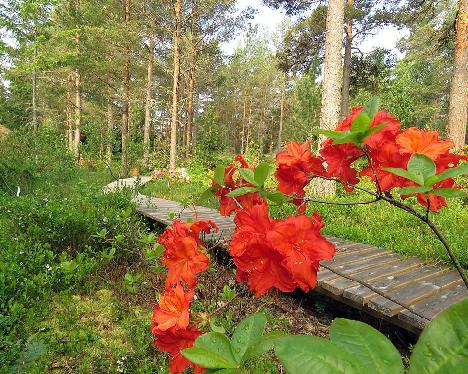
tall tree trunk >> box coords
[32,63,38,135]
[241,98,246,153]
[447,0,468,149]
[278,73,286,148]
[106,97,113,163]
[169,0,182,171]
[73,0,81,159]
[73,68,81,159]
[341,0,353,119]
[66,72,73,150]
[120,0,131,177]
[143,19,156,163]
[186,24,197,157]
[315,0,344,195]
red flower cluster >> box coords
[229,203,335,296]
[212,155,265,216]
[151,219,218,374]
[275,141,326,212]
[320,107,466,211]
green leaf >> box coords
[316,129,343,139]
[409,298,468,374]
[330,318,404,374]
[200,187,216,202]
[430,188,467,198]
[227,186,258,197]
[231,313,267,363]
[183,332,238,368]
[214,165,225,186]
[432,164,468,183]
[275,335,361,374]
[264,190,290,205]
[384,167,423,185]
[407,154,436,183]
[181,348,238,369]
[210,319,226,334]
[332,132,361,145]
[351,113,371,132]
[399,186,432,195]
[239,168,257,186]
[363,122,387,138]
[243,331,287,361]
[254,163,274,186]
[363,97,380,120]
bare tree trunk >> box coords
[341,0,353,119]
[186,13,197,158]
[73,68,81,159]
[106,98,113,163]
[246,97,252,152]
[314,0,344,195]
[278,73,286,148]
[447,0,468,149]
[120,0,131,177]
[32,61,38,135]
[169,0,182,171]
[143,19,156,163]
[66,72,73,150]
[241,98,246,153]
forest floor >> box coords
[2,158,466,373]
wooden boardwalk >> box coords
[106,177,468,333]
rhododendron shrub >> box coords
[151,99,467,373]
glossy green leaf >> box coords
[182,332,238,368]
[243,331,287,361]
[363,122,387,138]
[399,186,432,195]
[181,348,238,369]
[264,190,290,205]
[239,168,257,185]
[384,167,422,184]
[330,318,404,374]
[231,313,267,363]
[333,132,361,145]
[407,154,436,182]
[316,129,343,139]
[409,298,468,374]
[351,112,371,132]
[214,165,225,186]
[430,188,467,198]
[432,164,468,183]
[254,162,274,186]
[200,187,216,202]
[363,97,380,120]
[275,335,361,374]
[227,186,258,197]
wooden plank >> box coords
[340,258,426,303]
[368,272,462,317]
[342,263,448,305]
[320,254,402,295]
[397,283,468,329]
[322,247,388,268]
[320,254,403,295]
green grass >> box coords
[140,174,468,268]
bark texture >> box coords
[120,0,131,177]
[169,0,182,171]
[143,20,155,163]
[341,0,353,119]
[447,0,468,149]
[315,0,344,195]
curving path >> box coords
[105,176,467,334]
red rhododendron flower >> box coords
[161,235,210,288]
[212,155,265,216]
[154,326,204,374]
[396,127,453,160]
[229,204,335,296]
[275,141,326,209]
[152,283,194,332]
[267,213,335,292]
